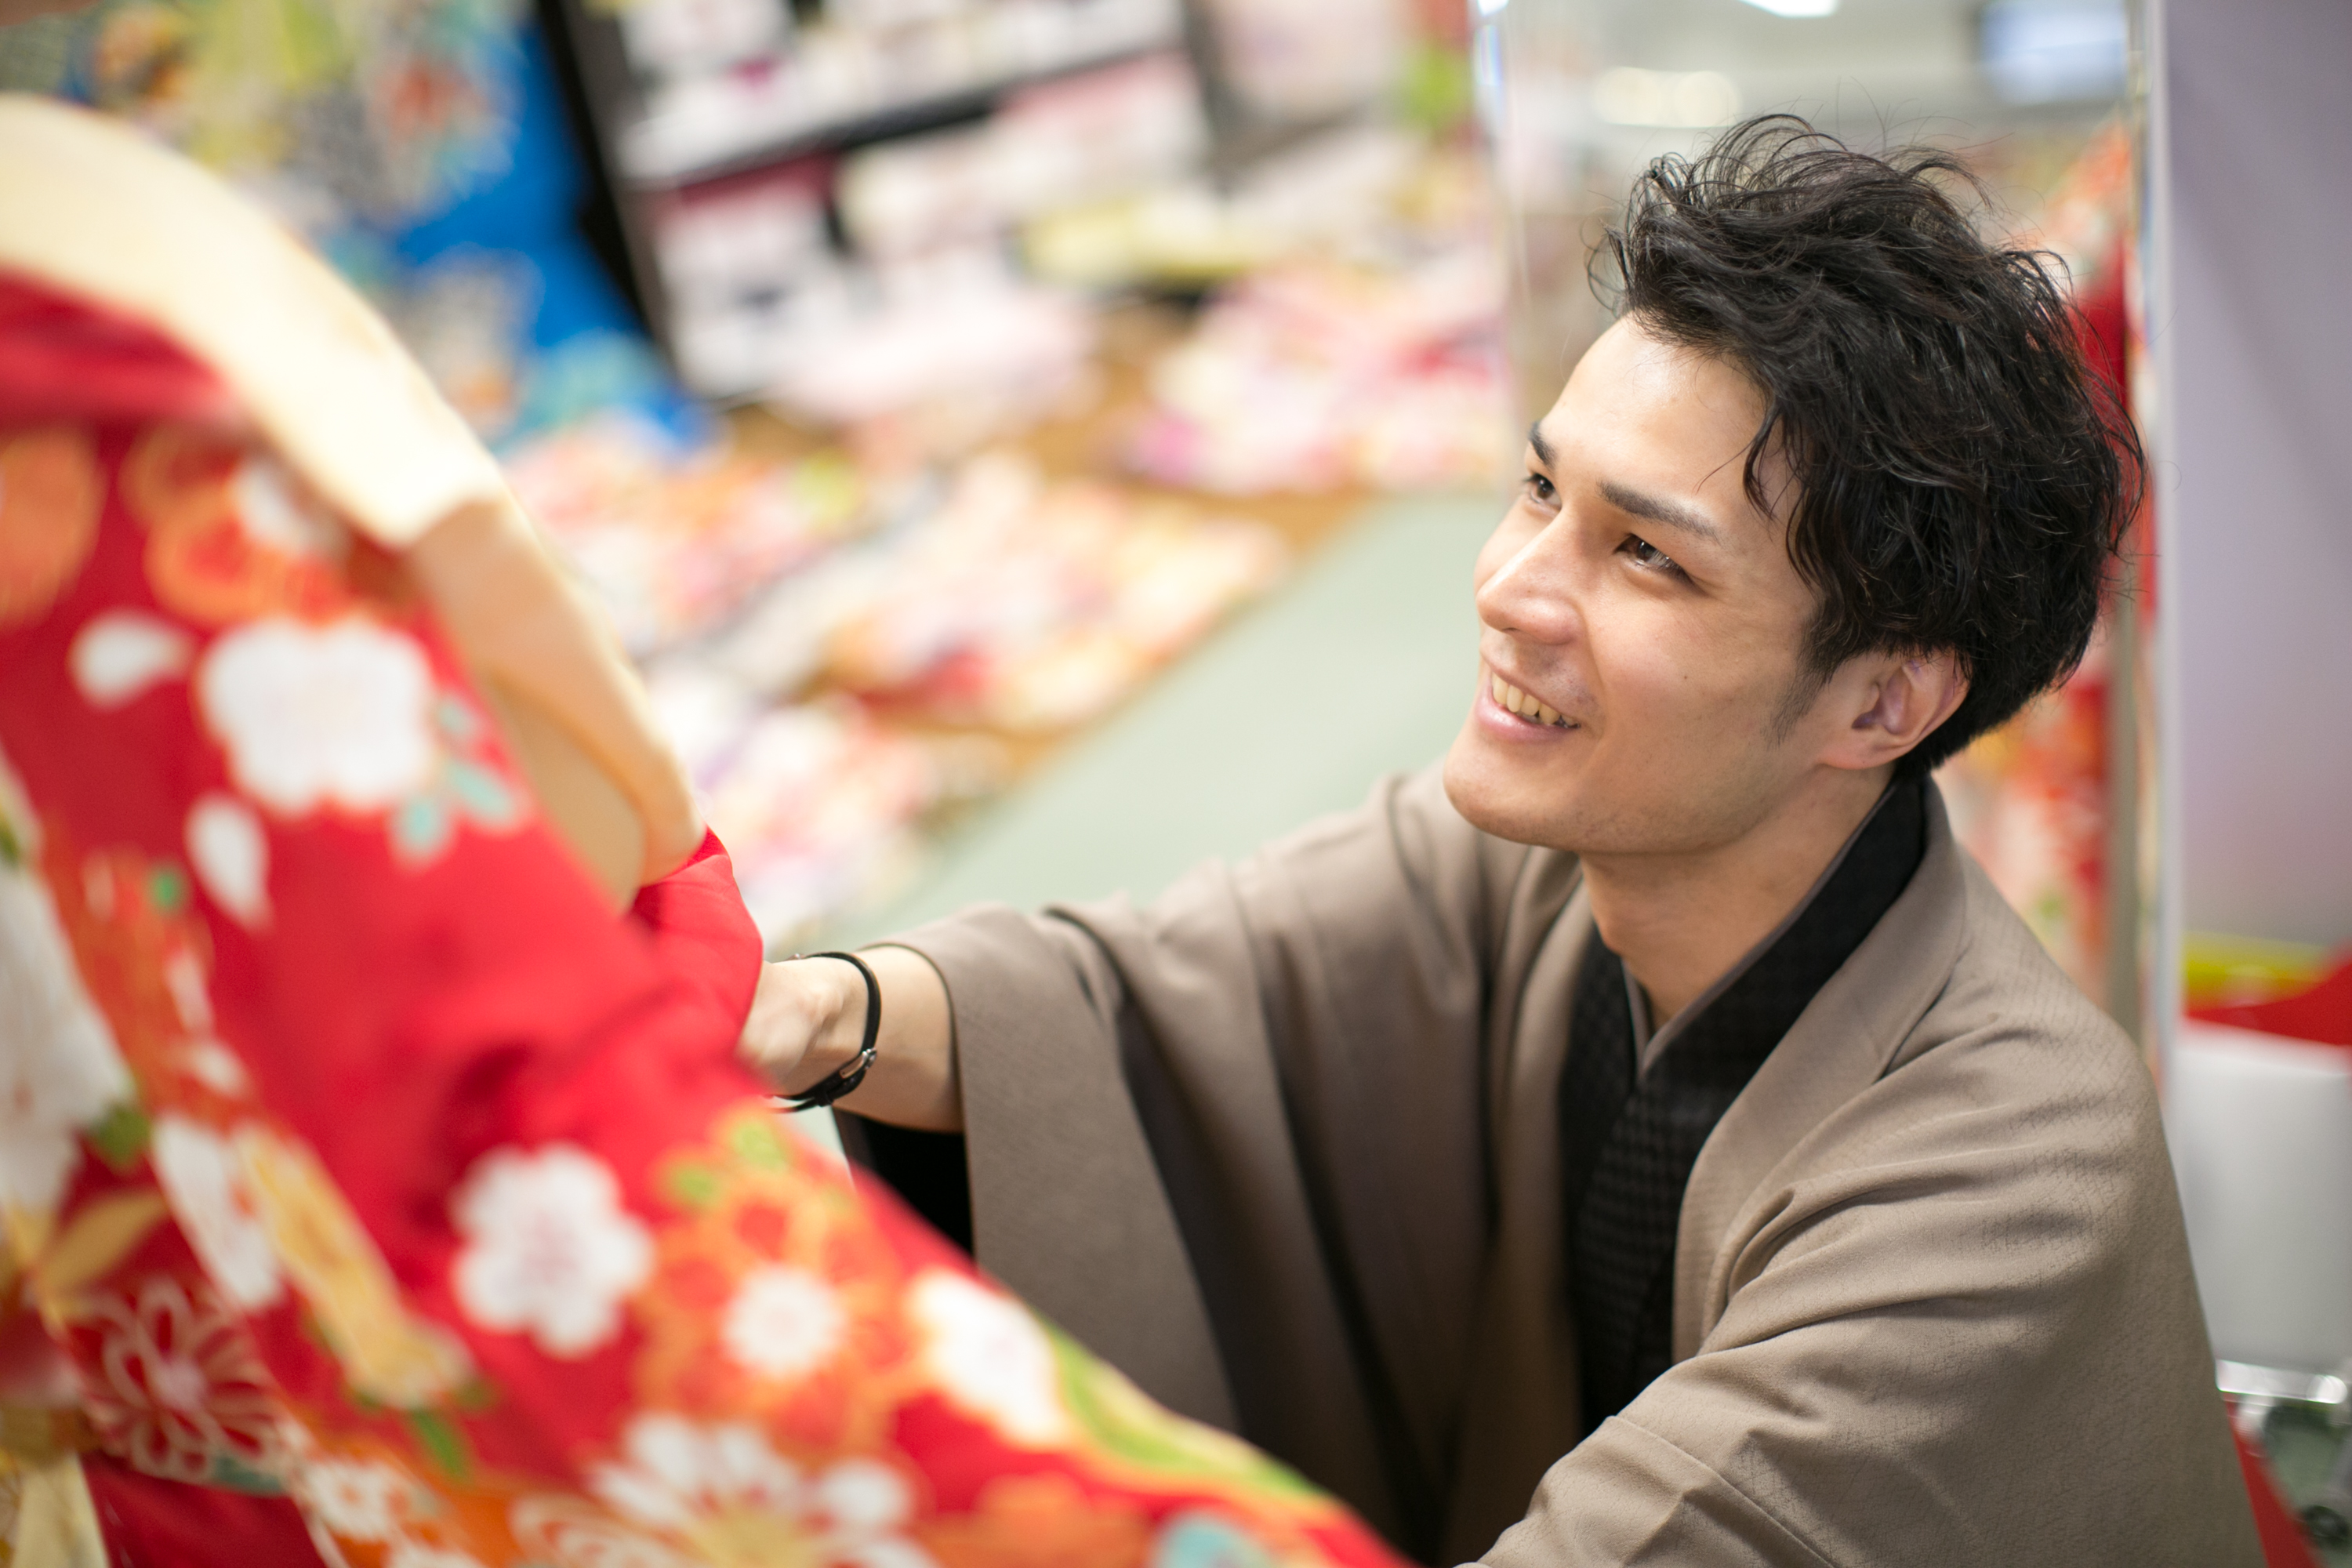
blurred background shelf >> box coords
[562,0,1190,187]
[1,0,2160,1020]
[619,37,1174,186]
[824,488,1490,946]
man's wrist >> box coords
[807,953,873,1072]
[748,954,866,1094]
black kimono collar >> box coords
[1627,773,1926,1076]
[1560,773,1929,1434]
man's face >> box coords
[1443,317,1838,858]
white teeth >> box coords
[1486,672,1562,728]
[1488,667,1572,729]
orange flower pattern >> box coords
[632,1113,916,1454]
[0,426,98,628]
[42,837,237,1123]
[121,426,354,628]
[922,1474,1153,1568]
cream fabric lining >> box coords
[2,1453,107,1568]
[0,96,702,900]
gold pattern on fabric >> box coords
[238,1126,475,1407]
[2,1452,107,1568]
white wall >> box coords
[2151,0,2352,1374]
[2154,0,2352,949]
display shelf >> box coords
[729,301,1370,557]
[720,297,1373,790]
[820,488,1488,949]
[620,13,1184,186]
[664,294,1412,950]
[539,0,1211,375]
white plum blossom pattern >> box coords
[452,1145,653,1357]
[195,615,436,816]
[70,610,193,709]
[299,1455,414,1542]
[186,791,270,927]
[589,1415,935,1568]
[385,1544,491,1568]
[0,833,132,1214]
[590,1416,798,1536]
[722,1265,847,1382]
[176,1038,252,1099]
[807,1461,935,1568]
[150,1115,283,1311]
[509,1494,699,1568]
[906,1269,1070,1446]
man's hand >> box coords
[742,955,866,1092]
[738,947,962,1131]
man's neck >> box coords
[1580,765,1895,1024]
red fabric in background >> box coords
[2073,262,2129,408]
[2231,1420,2323,1568]
[2190,956,2352,1049]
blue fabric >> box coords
[36,4,705,448]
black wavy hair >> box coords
[1595,114,2140,775]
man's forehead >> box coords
[1533,327,1790,536]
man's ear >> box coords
[1820,649,1969,772]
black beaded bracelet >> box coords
[780,950,880,1112]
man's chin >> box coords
[1442,731,1581,851]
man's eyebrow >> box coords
[1599,479,1725,545]
[1526,421,1559,472]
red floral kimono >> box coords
[0,97,1409,1568]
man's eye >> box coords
[1621,535,1682,575]
[1523,472,1558,506]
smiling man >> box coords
[742,119,2259,1564]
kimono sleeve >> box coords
[895,767,1537,1547]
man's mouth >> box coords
[1489,670,1575,729]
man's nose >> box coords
[1475,524,1582,644]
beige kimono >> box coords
[891,768,2261,1565]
